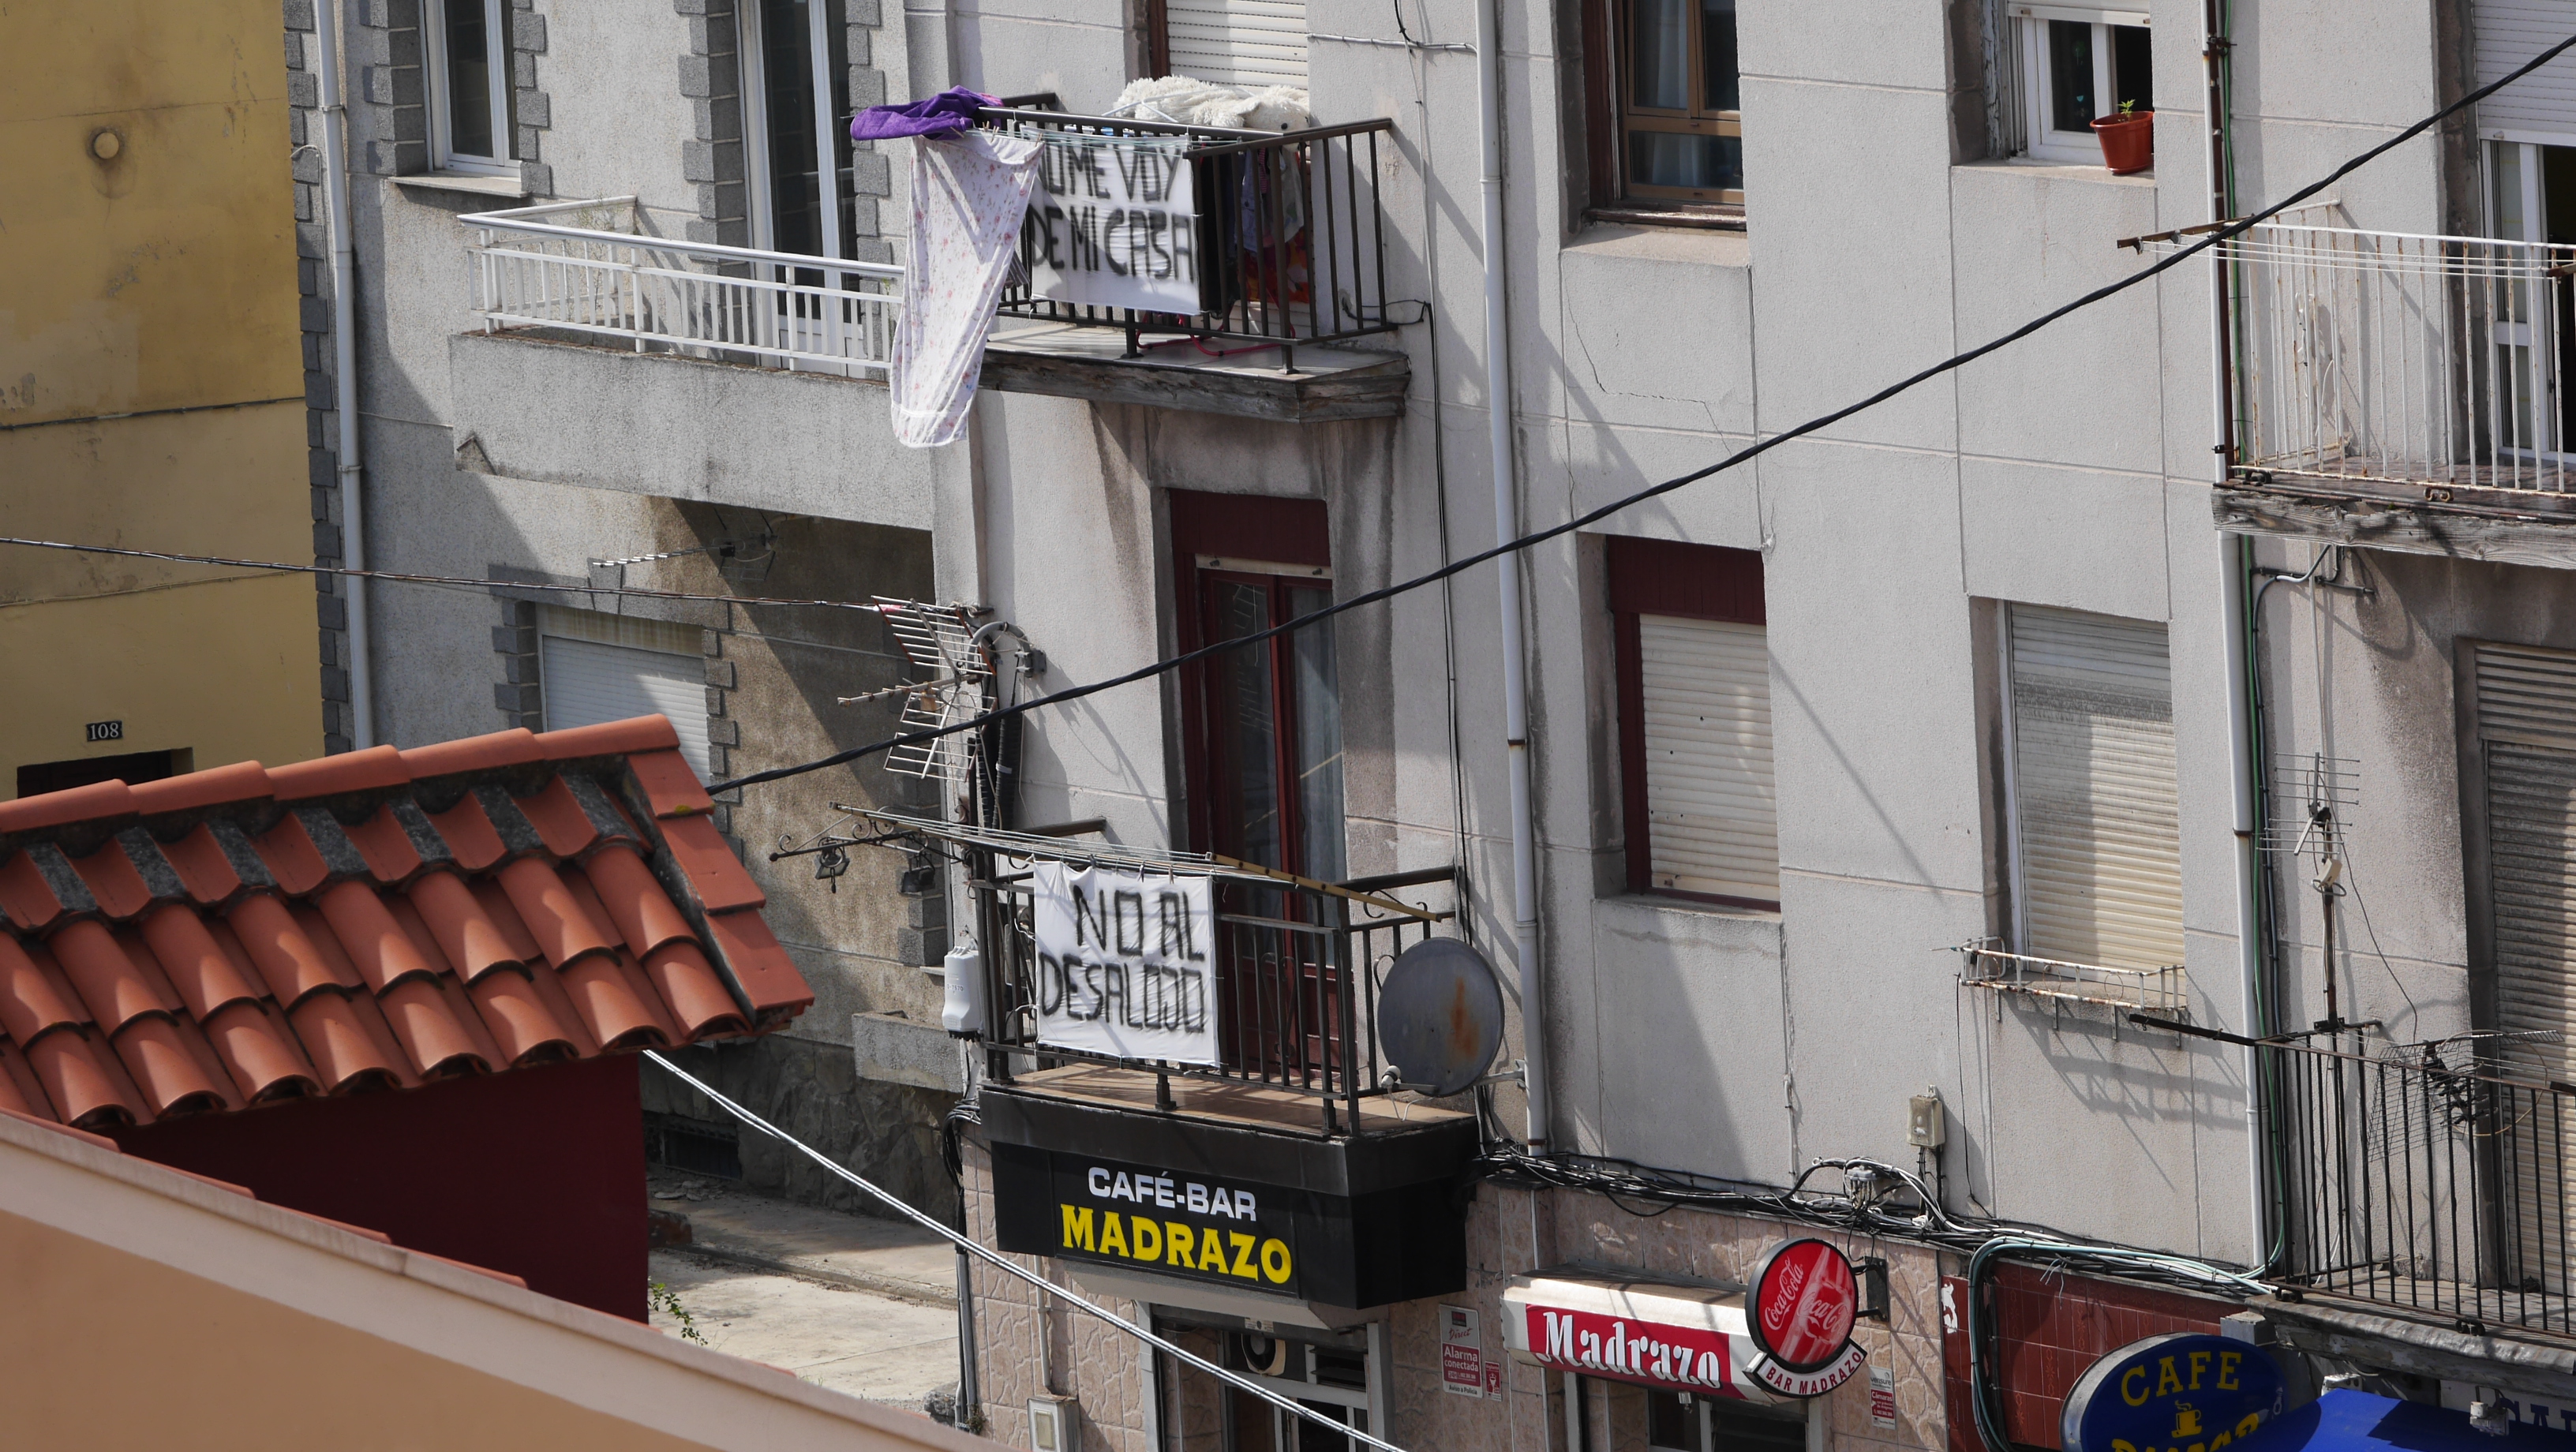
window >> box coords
[538,608,713,780]
[1219,1329,1376,1452]
[1999,604,2181,970]
[1646,1390,1808,1452]
[2009,5,2151,165]
[742,0,859,262]
[1169,491,1345,882]
[425,0,516,174]
[16,748,192,799]
[1584,0,1740,208]
[1154,0,1309,87]
[1608,536,1775,907]
[2485,140,2576,455]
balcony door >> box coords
[742,0,856,266]
[2487,140,2576,462]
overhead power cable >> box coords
[0,535,887,614]
[642,1051,1412,1452]
[704,29,2576,796]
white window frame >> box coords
[737,0,849,260]
[2011,4,2148,166]
[423,0,517,176]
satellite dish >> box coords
[1377,938,1505,1097]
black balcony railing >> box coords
[2253,1027,2576,1334]
[976,106,1401,369]
[967,849,1458,1136]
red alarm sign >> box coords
[1748,1239,1860,1375]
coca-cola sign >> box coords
[1748,1239,1861,1375]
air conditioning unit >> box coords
[1029,1395,1079,1452]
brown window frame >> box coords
[1608,535,1770,908]
[1581,0,1743,216]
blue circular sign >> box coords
[2061,1334,2288,1452]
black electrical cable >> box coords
[706,27,2576,798]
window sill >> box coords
[1563,219,1751,268]
[391,169,530,199]
[1956,156,2157,185]
[1586,202,1744,232]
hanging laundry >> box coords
[889,128,1042,448]
[851,86,997,141]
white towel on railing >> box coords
[891,129,1042,448]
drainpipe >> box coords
[311,0,373,749]
[2203,0,2270,1269]
[1474,0,1548,1152]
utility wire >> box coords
[0,535,890,614]
[706,29,2576,796]
[642,1051,1413,1452]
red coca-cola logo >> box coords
[1748,1240,1859,1375]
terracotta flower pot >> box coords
[2092,111,2155,174]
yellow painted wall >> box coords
[0,0,320,793]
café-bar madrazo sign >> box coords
[1031,861,1220,1066]
[1503,1240,1867,1403]
[1022,133,1200,315]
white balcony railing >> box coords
[2162,223,2576,496]
[460,196,900,376]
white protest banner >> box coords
[1020,133,1200,315]
[1031,861,1219,1065]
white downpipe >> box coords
[2202,0,2267,1267]
[312,0,373,748]
[1474,0,1548,1151]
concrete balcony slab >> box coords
[979,319,1408,423]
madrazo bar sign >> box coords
[991,1147,1303,1298]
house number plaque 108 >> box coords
[85,720,123,743]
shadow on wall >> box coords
[642,1039,960,1225]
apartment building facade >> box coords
[284,0,2576,1443]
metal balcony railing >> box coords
[976,107,1402,368]
[2257,1031,2576,1335]
[460,196,900,376]
[2185,223,2576,496]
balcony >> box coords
[972,106,1413,422]
[2193,223,2576,567]
[445,197,934,526]
[833,811,1478,1317]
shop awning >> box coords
[1502,1274,1866,1404]
[2236,1392,2576,1452]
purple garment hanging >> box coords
[850,87,995,141]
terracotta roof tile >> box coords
[575,848,695,959]
[0,719,803,1132]
[627,748,717,820]
[658,815,766,914]
[66,846,155,922]
[51,922,176,1037]
[126,759,274,817]
[701,909,812,1020]
[267,743,411,803]
[537,717,681,760]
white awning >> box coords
[1502,1276,1866,1402]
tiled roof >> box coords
[0,717,810,1132]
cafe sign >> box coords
[2061,1334,2286,1452]
[990,1145,1308,1299]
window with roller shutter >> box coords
[538,608,715,782]
[2001,604,2184,971]
[1154,0,1309,87]
[1609,537,1777,908]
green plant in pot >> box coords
[2092,99,2154,174]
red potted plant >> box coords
[2093,100,2154,174]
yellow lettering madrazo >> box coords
[1061,1204,1095,1252]
[1229,1231,1257,1278]
[2122,1368,2150,1407]
[1166,1222,1194,1267]
[1260,1238,1292,1284]
[2157,1358,2182,1398]
[1099,1211,1129,1258]
[1199,1229,1229,1274]
[1133,1218,1163,1261]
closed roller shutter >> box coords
[1165,0,1307,87]
[541,608,713,780]
[2479,1,2576,137]
[1638,614,1777,903]
[2474,642,2576,1286]
[2008,605,2184,971]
